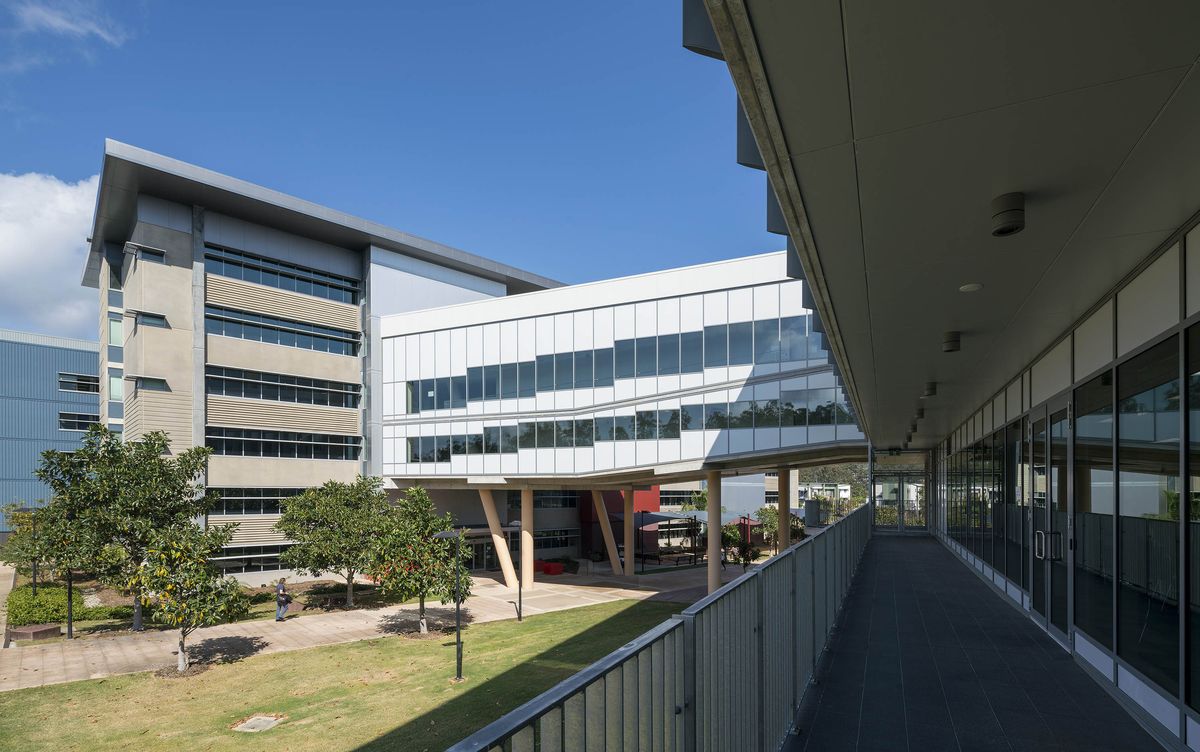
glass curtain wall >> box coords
[1189,324,1200,711]
[1117,337,1179,695]
[1074,373,1114,649]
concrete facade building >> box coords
[83,141,867,581]
[0,329,99,537]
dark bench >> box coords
[9,623,61,641]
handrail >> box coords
[446,502,871,752]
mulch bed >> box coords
[154,664,210,679]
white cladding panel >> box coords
[1117,245,1179,357]
[382,272,859,480]
[1074,300,1114,381]
[1031,338,1071,407]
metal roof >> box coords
[83,140,562,293]
[0,328,98,352]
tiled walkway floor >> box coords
[787,536,1162,752]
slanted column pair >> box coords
[476,487,536,591]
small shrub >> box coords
[248,591,276,605]
[6,584,86,627]
[81,604,135,621]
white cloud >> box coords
[11,0,127,47]
[0,171,98,339]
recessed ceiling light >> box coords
[959,283,983,293]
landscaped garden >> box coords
[0,599,680,752]
[4,575,416,644]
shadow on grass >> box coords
[375,607,476,636]
[352,601,683,752]
[188,635,269,665]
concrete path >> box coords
[0,564,744,692]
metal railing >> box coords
[448,503,872,752]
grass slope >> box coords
[0,599,680,752]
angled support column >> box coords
[591,490,623,577]
[778,466,791,550]
[478,489,517,590]
[521,488,535,591]
[623,487,636,577]
[707,470,722,594]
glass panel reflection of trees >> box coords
[1117,338,1179,695]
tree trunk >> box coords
[418,596,427,634]
[345,571,354,608]
[177,633,188,672]
[132,597,144,632]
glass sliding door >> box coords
[1032,414,1049,620]
[1074,372,1115,650]
[1049,407,1069,635]
[1117,337,1179,695]
[1005,422,1024,585]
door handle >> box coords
[1050,531,1063,561]
[1034,530,1045,560]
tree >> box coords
[275,476,390,608]
[35,426,216,631]
[795,463,870,503]
[369,486,472,634]
[755,505,804,551]
[681,489,726,513]
[0,504,41,580]
[681,489,707,512]
[132,523,247,672]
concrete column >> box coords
[478,489,518,590]
[591,490,623,576]
[623,487,636,577]
[778,467,791,551]
[521,488,535,591]
[707,470,722,594]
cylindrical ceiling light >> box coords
[943,331,961,353]
[991,192,1026,237]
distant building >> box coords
[0,329,100,539]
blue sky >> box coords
[0,1,778,338]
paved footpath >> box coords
[0,565,745,692]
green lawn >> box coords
[0,599,681,752]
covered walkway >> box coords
[787,536,1160,752]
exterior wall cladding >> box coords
[380,253,863,480]
[83,144,863,577]
[0,330,99,535]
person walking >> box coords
[275,578,291,621]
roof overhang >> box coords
[700,0,1200,448]
[83,140,562,294]
[385,440,869,491]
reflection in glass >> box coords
[754,319,779,363]
[704,325,727,368]
[1189,324,1200,710]
[635,337,657,377]
[593,349,614,387]
[1118,337,1179,694]
[681,404,704,431]
[500,363,518,399]
[658,334,680,375]
[681,331,704,373]
[1075,373,1114,649]
[780,316,806,362]
[728,322,753,365]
